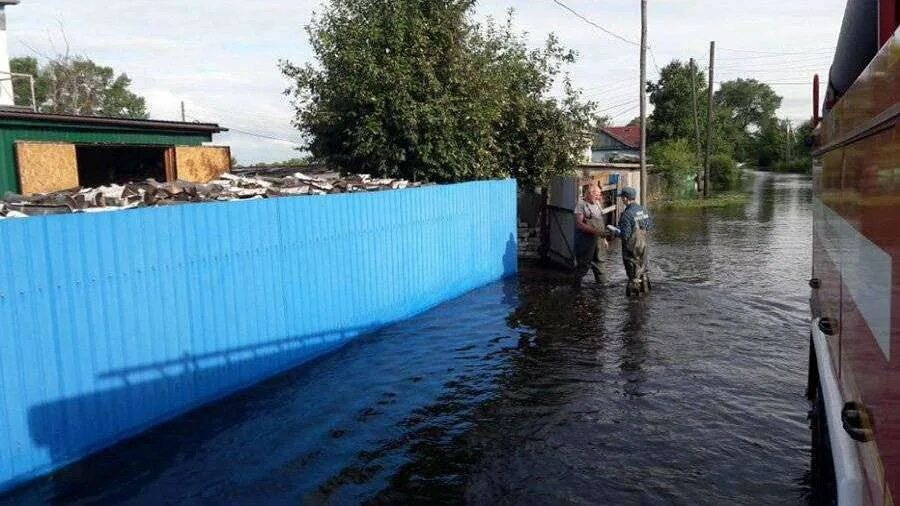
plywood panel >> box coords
[175,145,231,183]
[15,141,79,195]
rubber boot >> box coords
[641,275,651,294]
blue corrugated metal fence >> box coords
[0,179,517,493]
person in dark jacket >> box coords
[610,187,653,295]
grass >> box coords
[652,191,751,209]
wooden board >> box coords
[15,141,79,195]
[174,145,231,183]
[164,147,176,182]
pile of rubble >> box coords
[0,172,424,219]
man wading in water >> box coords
[608,187,653,296]
[573,184,609,284]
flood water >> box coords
[3,172,817,505]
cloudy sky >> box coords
[7,1,846,164]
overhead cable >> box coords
[549,0,639,46]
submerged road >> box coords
[3,172,816,505]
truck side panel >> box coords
[814,28,899,505]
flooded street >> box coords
[3,172,815,505]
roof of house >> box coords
[0,109,225,134]
[598,125,640,149]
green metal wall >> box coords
[0,119,212,194]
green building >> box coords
[0,110,228,195]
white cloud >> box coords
[5,0,845,163]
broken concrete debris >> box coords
[0,172,424,218]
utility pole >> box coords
[181,101,186,122]
[783,121,788,163]
[639,0,647,205]
[786,120,793,162]
[704,41,715,198]
[690,58,702,191]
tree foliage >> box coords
[709,154,740,190]
[280,1,595,188]
[648,60,798,172]
[714,78,782,161]
[11,56,148,119]
[648,137,697,193]
[714,79,782,132]
[647,60,706,144]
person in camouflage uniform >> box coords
[613,187,653,296]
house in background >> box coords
[0,110,229,196]
[591,125,640,163]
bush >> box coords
[773,158,811,173]
[649,138,697,195]
[709,154,740,190]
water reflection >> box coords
[619,299,649,398]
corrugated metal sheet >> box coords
[0,179,517,493]
[0,120,212,194]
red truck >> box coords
[808,1,899,504]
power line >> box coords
[225,128,303,145]
[713,81,811,85]
[191,117,303,145]
[186,104,302,146]
[718,46,834,55]
[582,79,638,94]
[609,104,640,121]
[648,46,662,74]
[549,0,639,46]
[584,86,640,103]
[188,102,294,128]
[715,60,832,71]
[717,53,832,62]
[596,97,640,113]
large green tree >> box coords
[753,118,787,168]
[647,60,706,144]
[714,78,781,132]
[648,60,787,167]
[714,78,781,161]
[280,1,595,188]
[11,56,148,119]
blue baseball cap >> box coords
[619,187,637,199]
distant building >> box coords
[0,110,229,195]
[0,1,231,196]
[591,125,640,163]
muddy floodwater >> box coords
[2,172,817,505]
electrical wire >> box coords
[187,102,294,129]
[713,81,811,85]
[718,46,834,55]
[715,60,832,71]
[609,103,640,121]
[596,97,640,113]
[223,128,303,145]
[584,86,641,103]
[648,46,662,75]
[190,116,303,145]
[549,0,639,46]
[716,53,833,62]
[581,79,639,94]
